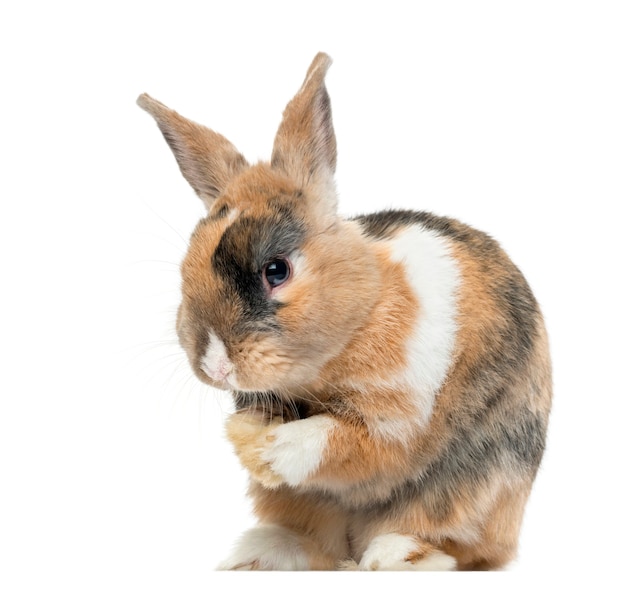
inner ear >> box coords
[271,53,337,188]
[137,93,249,209]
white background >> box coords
[1,1,624,595]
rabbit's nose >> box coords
[201,332,234,382]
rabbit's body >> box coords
[138,53,551,571]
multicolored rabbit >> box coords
[138,52,552,570]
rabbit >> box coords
[137,52,552,571]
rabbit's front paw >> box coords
[261,415,336,487]
[226,413,336,488]
[225,412,285,488]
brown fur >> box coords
[138,52,552,571]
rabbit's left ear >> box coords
[137,93,248,210]
[271,53,337,194]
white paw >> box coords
[405,550,457,571]
[218,525,311,571]
[262,415,336,486]
[357,533,456,571]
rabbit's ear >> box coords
[271,53,337,195]
[137,94,248,209]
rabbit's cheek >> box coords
[229,337,295,391]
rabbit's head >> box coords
[138,54,378,393]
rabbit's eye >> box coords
[264,258,291,288]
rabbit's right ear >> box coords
[137,94,248,209]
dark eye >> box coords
[264,258,291,288]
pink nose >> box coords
[202,358,233,381]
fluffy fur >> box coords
[138,52,552,571]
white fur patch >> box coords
[357,533,456,571]
[262,415,336,486]
[201,332,235,383]
[388,225,460,426]
[218,524,311,570]
[226,207,240,225]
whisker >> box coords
[141,200,191,251]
